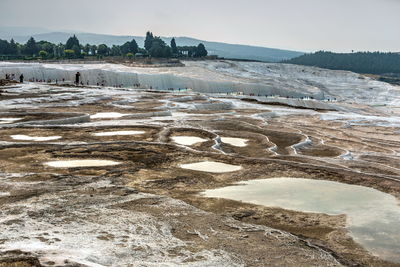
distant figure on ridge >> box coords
[75,72,81,85]
[19,74,24,83]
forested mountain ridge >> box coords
[283,51,400,74]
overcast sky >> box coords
[0,0,398,52]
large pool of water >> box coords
[202,178,400,263]
[180,161,242,173]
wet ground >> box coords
[0,82,399,266]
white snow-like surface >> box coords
[90,112,130,119]
[0,118,22,124]
[320,112,400,127]
[180,161,242,173]
[10,135,62,141]
[1,61,399,106]
[171,136,208,146]
[44,160,121,168]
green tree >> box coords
[129,39,139,54]
[149,42,162,57]
[23,37,39,56]
[0,39,11,55]
[9,39,18,55]
[38,41,55,58]
[120,42,131,55]
[195,43,208,57]
[90,45,97,56]
[66,35,81,56]
[110,45,121,56]
[144,31,154,51]
[148,37,171,58]
[83,44,91,54]
[54,43,65,58]
[126,53,134,59]
[66,35,80,49]
[64,49,75,59]
[97,44,109,56]
[39,50,48,59]
[171,38,178,55]
[72,44,81,57]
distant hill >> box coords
[284,51,400,74]
[0,26,52,39]
[0,27,304,62]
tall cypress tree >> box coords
[66,35,81,56]
[65,35,80,49]
[144,31,154,51]
[129,39,139,54]
[171,38,178,54]
[9,39,18,55]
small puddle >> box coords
[10,135,62,141]
[45,160,121,168]
[180,161,242,173]
[202,178,400,263]
[221,137,248,147]
[171,136,208,146]
[0,118,22,124]
[90,113,129,119]
[93,130,145,136]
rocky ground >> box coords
[0,81,399,267]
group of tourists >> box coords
[4,73,24,83]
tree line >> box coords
[283,51,400,74]
[0,31,208,59]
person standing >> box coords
[19,74,24,83]
[75,72,81,85]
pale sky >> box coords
[0,0,399,52]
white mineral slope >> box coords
[1,60,399,106]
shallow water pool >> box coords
[45,159,121,168]
[202,178,400,263]
[11,135,62,141]
[180,161,242,173]
[171,136,208,146]
[93,130,145,136]
[221,137,248,147]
